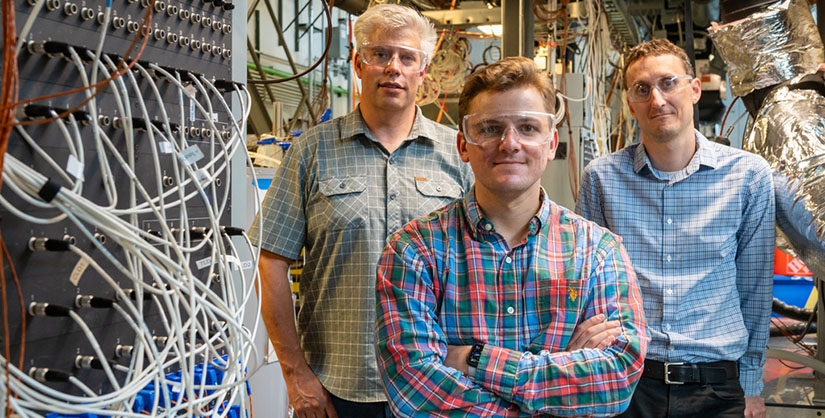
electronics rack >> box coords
[1,0,255,415]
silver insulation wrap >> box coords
[708,0,823,97]
[746,86,825,277]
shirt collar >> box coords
[633,129,719,181]
[338,105,441,145]
[462,186,552,240]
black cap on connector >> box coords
[221,226,245,236]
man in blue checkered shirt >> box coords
[577,39,775,418]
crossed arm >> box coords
[375,237,648,417]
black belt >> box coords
[642,360,738,384]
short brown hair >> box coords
[458,57,559,127]
[623,39,695,88]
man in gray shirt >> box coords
[249,4,474,418]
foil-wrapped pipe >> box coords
[747,84,825,276]
[708,0,823,97]
[709,0,825,276]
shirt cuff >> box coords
[739,364,764,397]
[472,345,522,401]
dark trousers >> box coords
[328,393,394,418]
[617,375,746,418]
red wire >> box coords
[719,96,740,135]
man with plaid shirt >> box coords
[375,57,648,418]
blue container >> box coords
[773,274,815,317]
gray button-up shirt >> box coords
[250,106,474,402]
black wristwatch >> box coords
[466,343,485,368]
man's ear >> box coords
[546,130,559,162]
[353,52,363,79]
[690,77,702,104]
[457,131,471,162]
[626,96,638,119]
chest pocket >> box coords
[317,176,368,232]
[414,178,463,214]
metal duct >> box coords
[708,0,823,97]
[708,0,825,277]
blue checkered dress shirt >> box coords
[576,131,775,396]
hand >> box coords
[566,314,622,351]
[444,345,473,376]
[745,395,766,418]
[284,366,338,418]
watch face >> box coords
[466,343,484,367]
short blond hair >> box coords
[458,57,560,124]
[353,4,437,65]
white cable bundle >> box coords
[1,6,262,414]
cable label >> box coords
[194,168,211,187]
[178,146,204,165]
[196,257,212,270]
[159,141,175,154]
[66,154,84,180]
[70,258,90,286]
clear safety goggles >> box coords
[359,42,427,72]
[462,111,557,146]
[627,74,694,102]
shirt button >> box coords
[666,288,673,295]
[436,186,443,192]
[665,323,671,330]
[505,256,512,264]
[338,183,345,189]
[667,218,672,224]
[507,306,515,314]
[389,194,396,200]
[483,223,492,231]
[666,255,672,262]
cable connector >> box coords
[114,344,134,358]
[75,355,111,370]
[220,226,244,236]
[28,237,72,252]
[75,295,115,309]
[28,302,72,317]
[29,367,71,383]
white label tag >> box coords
[189,99,196,121]
[194,168,211,187]
[211,112,219,122]
[241,260,253,270]
[169,381,182,393]
[159,141,174,154]
[70,258,90,286]
[184,84,197,98]
[178,146,204,165]
[66,154,84,180]
[196,257,212,270]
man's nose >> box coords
[384,55,402,73]
[649,87,668,106]
[499,127,522,151]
